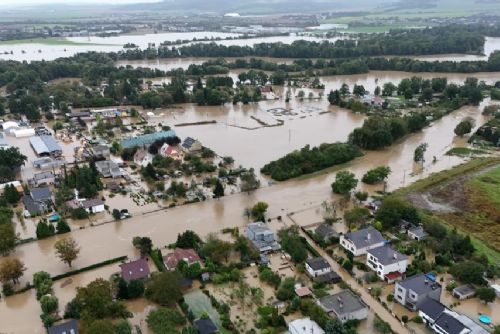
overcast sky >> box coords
[0,0,161,7]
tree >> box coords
[74,278,126,319]
[374,86,381,96]
[454,118,475,136]
[476,287,496,303]
[414,143,428,163]
[114,320,133,334]
[147,307,186,334]
[56,220,71,234]
[374,315,392,334]
[328,89,341,105]
[112,209,121,220]
[344,207,371,227]
[340,83,350,96]
[3,184,20,204]
[86,320,116,334]
[354,191,368,203]
[240,168,260,192]
[54,237,80,267]
[0,258,26,284]
[375,197,420,229]
[40,295,59,314]
[132,236,153,256]
[278,226,307,263]
[0,223,16,255]
[331,171,358,196]
[362,166,391,184]
[277,277,295,301]
[36,219,55,239]
[213,179,224,198]
[201,233,232,263]
[176,230,202,250]
[449,261,485,285]
[251,201,269,222]
[145,272,182,306]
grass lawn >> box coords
[445,147,487,157]
[0,38,117,46]
[466,166,500,210]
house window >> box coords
[397,287,403,293]
[378,264,383,269]
[410,293,417,300]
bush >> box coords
[40,295,59,314]
[71,208,89,220]
[2,282,14,296]
[362,166,391,184]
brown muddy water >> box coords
[1,69,499,331]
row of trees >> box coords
[115,25,487,60]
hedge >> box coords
[51,255,128,281]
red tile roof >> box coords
[120,258,150,281]
[385,271,403,281]
[295,286,313,297]
[163,248,202,270]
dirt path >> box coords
[287,214,411,334]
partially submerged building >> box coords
[246,222,281,253]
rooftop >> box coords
[163,248,201,269]
[81,198,105,209]
[306,257,331,271]
[453,285,476,297]
[318,290,367,314]
[121,130,176,149]
[315,223,338,239]
[408,226,428,239]
[435,312,468,334]
[367,245,407,265]
[398,273,441,295]
[288,317,325,334]
[419,298,445,322]
[194,318,218,334]
[120,258,150,281]
[344,226,384,249]
[48,319,79,334]
[295,286,313,297]
[30,186,52,201]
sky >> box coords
[0,0,161,7]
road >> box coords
[290,215,411,334]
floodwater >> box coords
[1,32,499,63]
[1,66,499,331]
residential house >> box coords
[295,286,313,298]
[91,144,110,159]
[419,298,488,334]
[408,226,428,241]
[163,248,202,271]
[133,149,154,167]
[246,222,281,253]
[452,285,476,300]
[395,274,442,311]
[95,160,122,178]
[340,226,385,256]
[120,258,150,281]
[81,198,105,214]
[48,319,79,334]
[315,223,339,242]
[366,245,408,282]
[33,157,65,169]
[288,318,325,334]
[32,171,55,187]
[160,143,181,160]
[194,318,218,334]
[317,290,368,323]
[305,257,331,278]
[182,137,202,152]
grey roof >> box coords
[315,224,339,239]
[247,222,273,234]
[182,136,196,149]
[367,245,407,265]
[306,257,331,271]
[418,298,445,321]
[344,226,384,249]
[318,290,367,314]
[453,285,476,297]
[48,319,79,334]
[95,160,122,177]
[30,135,62,155]
[30,186,52,201]
[194,318,218,334]
[408,226,428,239]
[23,196,43,215]
[81,198,105,209]
[398,274,441,295]
[121,130,176,149]
[33,171,54,181]
[435,313,467,334]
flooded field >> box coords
[1,33,499,63]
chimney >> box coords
[366,233,371,240]
[424,279,428,285]
[393,253,397,260]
